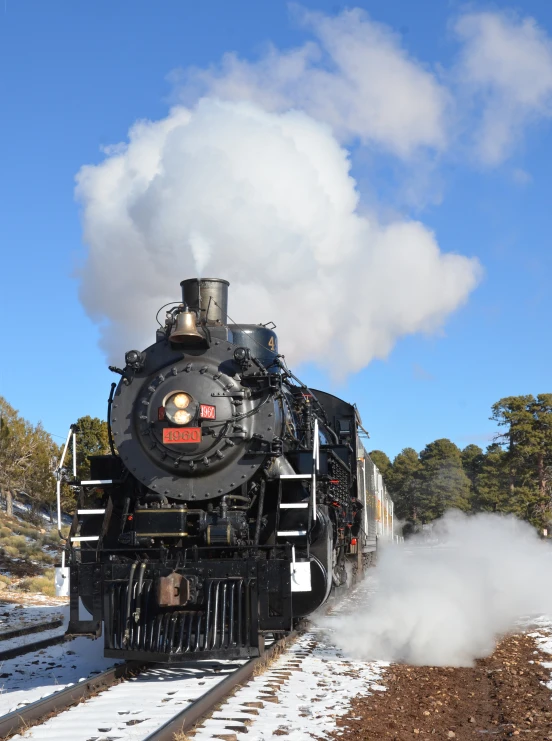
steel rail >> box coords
[0,661,142,739]
[0,619,63,643]
[0,632,67,663]
[0,622,307,740]
[143,628,304,741]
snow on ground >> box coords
[517,615,552,705]
[527,616,552,651]
[193,629,388,741]
[0,592,68,607]
[0,601,65,636]
[0,576,386,741]
[0,632,118,716]
[525,616,552,686]
[10,660,247,741]
[0,601,68,660]
[192,576,388,741]
[0,601,120,717]
[11,500,71,526]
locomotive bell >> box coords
[169,309,204,344]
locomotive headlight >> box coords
[173,393,191,409]
[164,391,195,425]
[173,409,192,425]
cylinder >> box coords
[181,278,229,325]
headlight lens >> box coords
[173,393,191,409]
[173,409,192,425]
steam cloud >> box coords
[76,6,552,366]
[320,511,552,666]
[76,98,480,368]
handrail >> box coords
[54,424,77,559]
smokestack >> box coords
[181,278,229,325]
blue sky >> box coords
[1,0,551,458]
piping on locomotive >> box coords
[54,278,395,662]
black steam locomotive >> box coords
[61,278,393,662]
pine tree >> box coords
[491,395,535,498]
[418,439,471,520]
[530,394,552,508]
[490,395,552,529]
[461,444,484,506]
[0,398,36,515]
[23,424,60,516]
[388,447,422,530]
[368,450,392,482]
[70,416,111,481]
[472,443,510,513]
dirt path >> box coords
[331,634,552,740]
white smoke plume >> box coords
[320,511,552,667]
[76,98,480,369]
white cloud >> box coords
[76,99,481,373]
[179,6,449,159]
[454,10,552,165]
[176,5,552,170]
[512,167,533,186]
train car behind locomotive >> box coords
[55,278,394,662]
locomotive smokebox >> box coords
[181,278,229,326]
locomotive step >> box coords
[277,530,308,536]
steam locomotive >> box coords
[58,278,394,662]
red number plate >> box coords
[199,404,216,420]
[163,427,202,444]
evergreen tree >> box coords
[23,424,60,515]
[368,450,392,482]
[490,395,552,528]
[418,439,471,520]
[0,398,36,515]
[472,443,510,513]
[491,395,535,497]
[530,394,552,505]
[388,447,422,530]
[0,397,60,516]
[461,444,485,506]
[70,416,111,481]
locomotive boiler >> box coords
[57,278,394,662]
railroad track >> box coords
[0,630,301,741]
[0,631,67,663]
[0,576,374,740]
[0,661,140,739]
[0,620,63,643]
[0,618,67,662]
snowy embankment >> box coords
[0,603,120,717]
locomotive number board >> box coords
[163,428,202,444]
[199,404,216,420]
